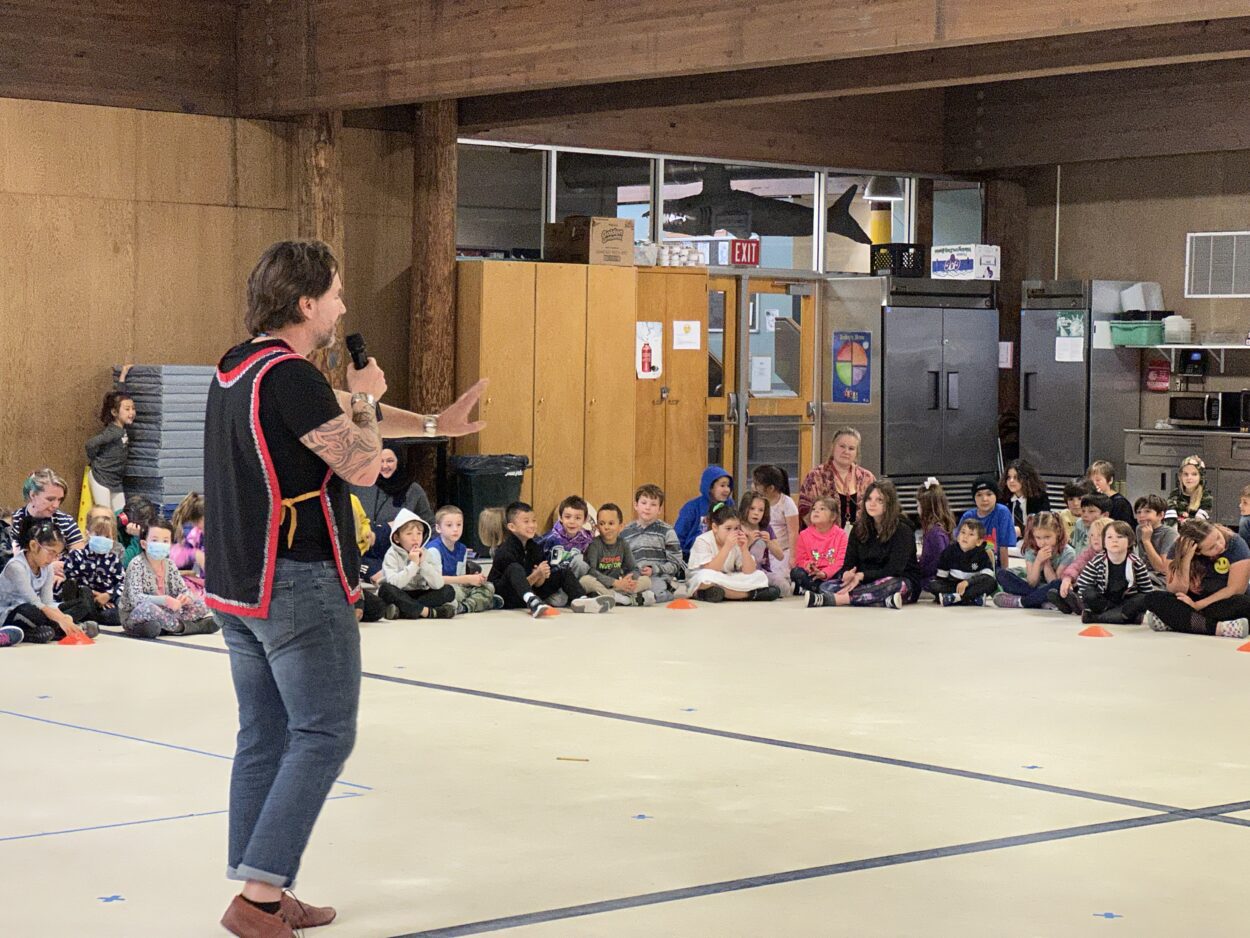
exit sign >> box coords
[729,239,760,266]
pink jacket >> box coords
[794,524,849,578]
[1061,546,1099,586]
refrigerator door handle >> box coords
[928,370,941,410]
[946,371,959,410]
[1023,371,1036,411]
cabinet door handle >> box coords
[1023,372,1036,411]
[946,371,959,410]
[928,371,940,410]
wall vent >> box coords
[1186,231,1250,298]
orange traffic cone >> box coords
[666,598,697,609]
[58,632,95,645]
[1078,625,1113,638]
[1236,640,1250,653]
[539,606,561,617]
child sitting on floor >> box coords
[1240,484,1250,548]
[621,484,686,603]
[1060,480,1094,549]
[687,502,779,603]
[478,507,506,559]
[916,477,956,590]
[957,476,1018,570]
[539,495,593,578]
[581,503,655,606]
[994,512,1075,609]
[0,518,85,645]
[1087,460,1134,525]
[1166,455,1212,525]
[61,513,125,626]
[1070,520,1154,624]
[752,464,799,576]
[1134,494,1178,588]
[379,509,457,620]
[426,506,500,615]
[739,490,788,590]
[927,519,997,606]
[789,496,849,595]
[1049,517,1112,615]
[675,465,733,556]
[117,519,217,638]
[488,502,614,617]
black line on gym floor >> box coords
[143,637,1250,826]
[391,803,1244,937]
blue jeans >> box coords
[218,559,361,888]
[996,568,1060,609]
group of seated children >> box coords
[0,489,213,647]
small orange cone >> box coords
[666,598,697,609]
[1078,625,1113,638]
[58,632,95,645]
[1236,640,1250,653]
[540,606,561,617]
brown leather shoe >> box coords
[280,891,337,928]
[220,895,294,937]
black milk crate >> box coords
[870,242,926,278]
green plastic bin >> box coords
[1109,321,1163,347]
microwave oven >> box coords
[1168,391,1247,429]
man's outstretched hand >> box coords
[436,379,488,438]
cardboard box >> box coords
[544,216,635,266]
[931,243,1000,280]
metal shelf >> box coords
[1120,343,1250,372]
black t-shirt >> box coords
[1199,536,1250,597]
[258,352,344,561]
[1105,558,1128,602]
[1108,493,1135,526]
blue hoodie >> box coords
[674,464,733,556]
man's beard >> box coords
[315,326,337,351]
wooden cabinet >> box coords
[635,268,709,523]
[456,259,639,524]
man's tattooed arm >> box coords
[300,398,382,486]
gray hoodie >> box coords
[381,508,444,591]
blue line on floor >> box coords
[393,802,1243,937]
[142,639,1246,824]
[0,709,372,792]
[0,793,361,844]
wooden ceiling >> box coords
[3,2,1250,172]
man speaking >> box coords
[207,240,484,937]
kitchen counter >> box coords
[1124,428,1250,522]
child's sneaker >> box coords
[182,616,219,635]
[939,593,959,607]
[884,592,904,609]
[1215,617,1249,639]
[993,593,1022,608]
[429,604,456,619]
[965,596,986,606]
[749,586,781,602]
[455,602,470,616]
[529,601,552,619]
[637,589,657,606]
[792,581,805,597]
[699,585,726,603]
[806,590,827,608]
[491,595,505,610]
[613,591,634,606]
[383,604,400,620]
[571,595,614,614]
[1144,611,1171,632]
[0,625,24,647]
[80,621,101,639]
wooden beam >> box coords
[914,178,934,252]
[461,17,1250,131]
[983,178,1028,426]
[0,0,235,115]
[296,112,348,387]
[410,100,459,415]
[469,91,946,176]
[946,59,1250,171]
[237,1,1250,116]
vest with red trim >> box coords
[203,340,361,618]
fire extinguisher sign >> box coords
[636,321,663,379]
[1145,355,1171,392]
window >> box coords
[932,181,984,247]
[456,144,545,258]
[553,152,652,241]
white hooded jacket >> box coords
[381,508,445,590]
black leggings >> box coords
[1141,592,1250,635]
[790,568,826,592]
[1081,589,1150,624]
[926,574,997,602]
[496,563,586,609]
[377,583,456,618]
[4,604,64,644]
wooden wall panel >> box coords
[584,265,637,515]
[136,111,234,205]
[235,207,297,333]
[343,128,415,218]
[236,120,294,211]
[0,0,236,116]
[0,98,136,199]
[345,212,413,412]
[0,194,135,512]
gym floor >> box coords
[3,596,1247,937]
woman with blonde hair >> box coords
[797,427,875,528]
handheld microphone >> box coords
[344,333,383,421]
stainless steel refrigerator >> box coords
[1019,280,1141,489]
[822,276,1000,512]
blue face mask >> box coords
[145,541,171,561]
[88,535,114,555]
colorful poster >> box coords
[636,321,662,379]
[832,331,871,404]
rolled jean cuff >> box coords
[227,863,291,888]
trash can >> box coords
[447,454,530,556]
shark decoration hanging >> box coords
[658,165,872,245]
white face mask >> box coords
[88,535,114,555]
